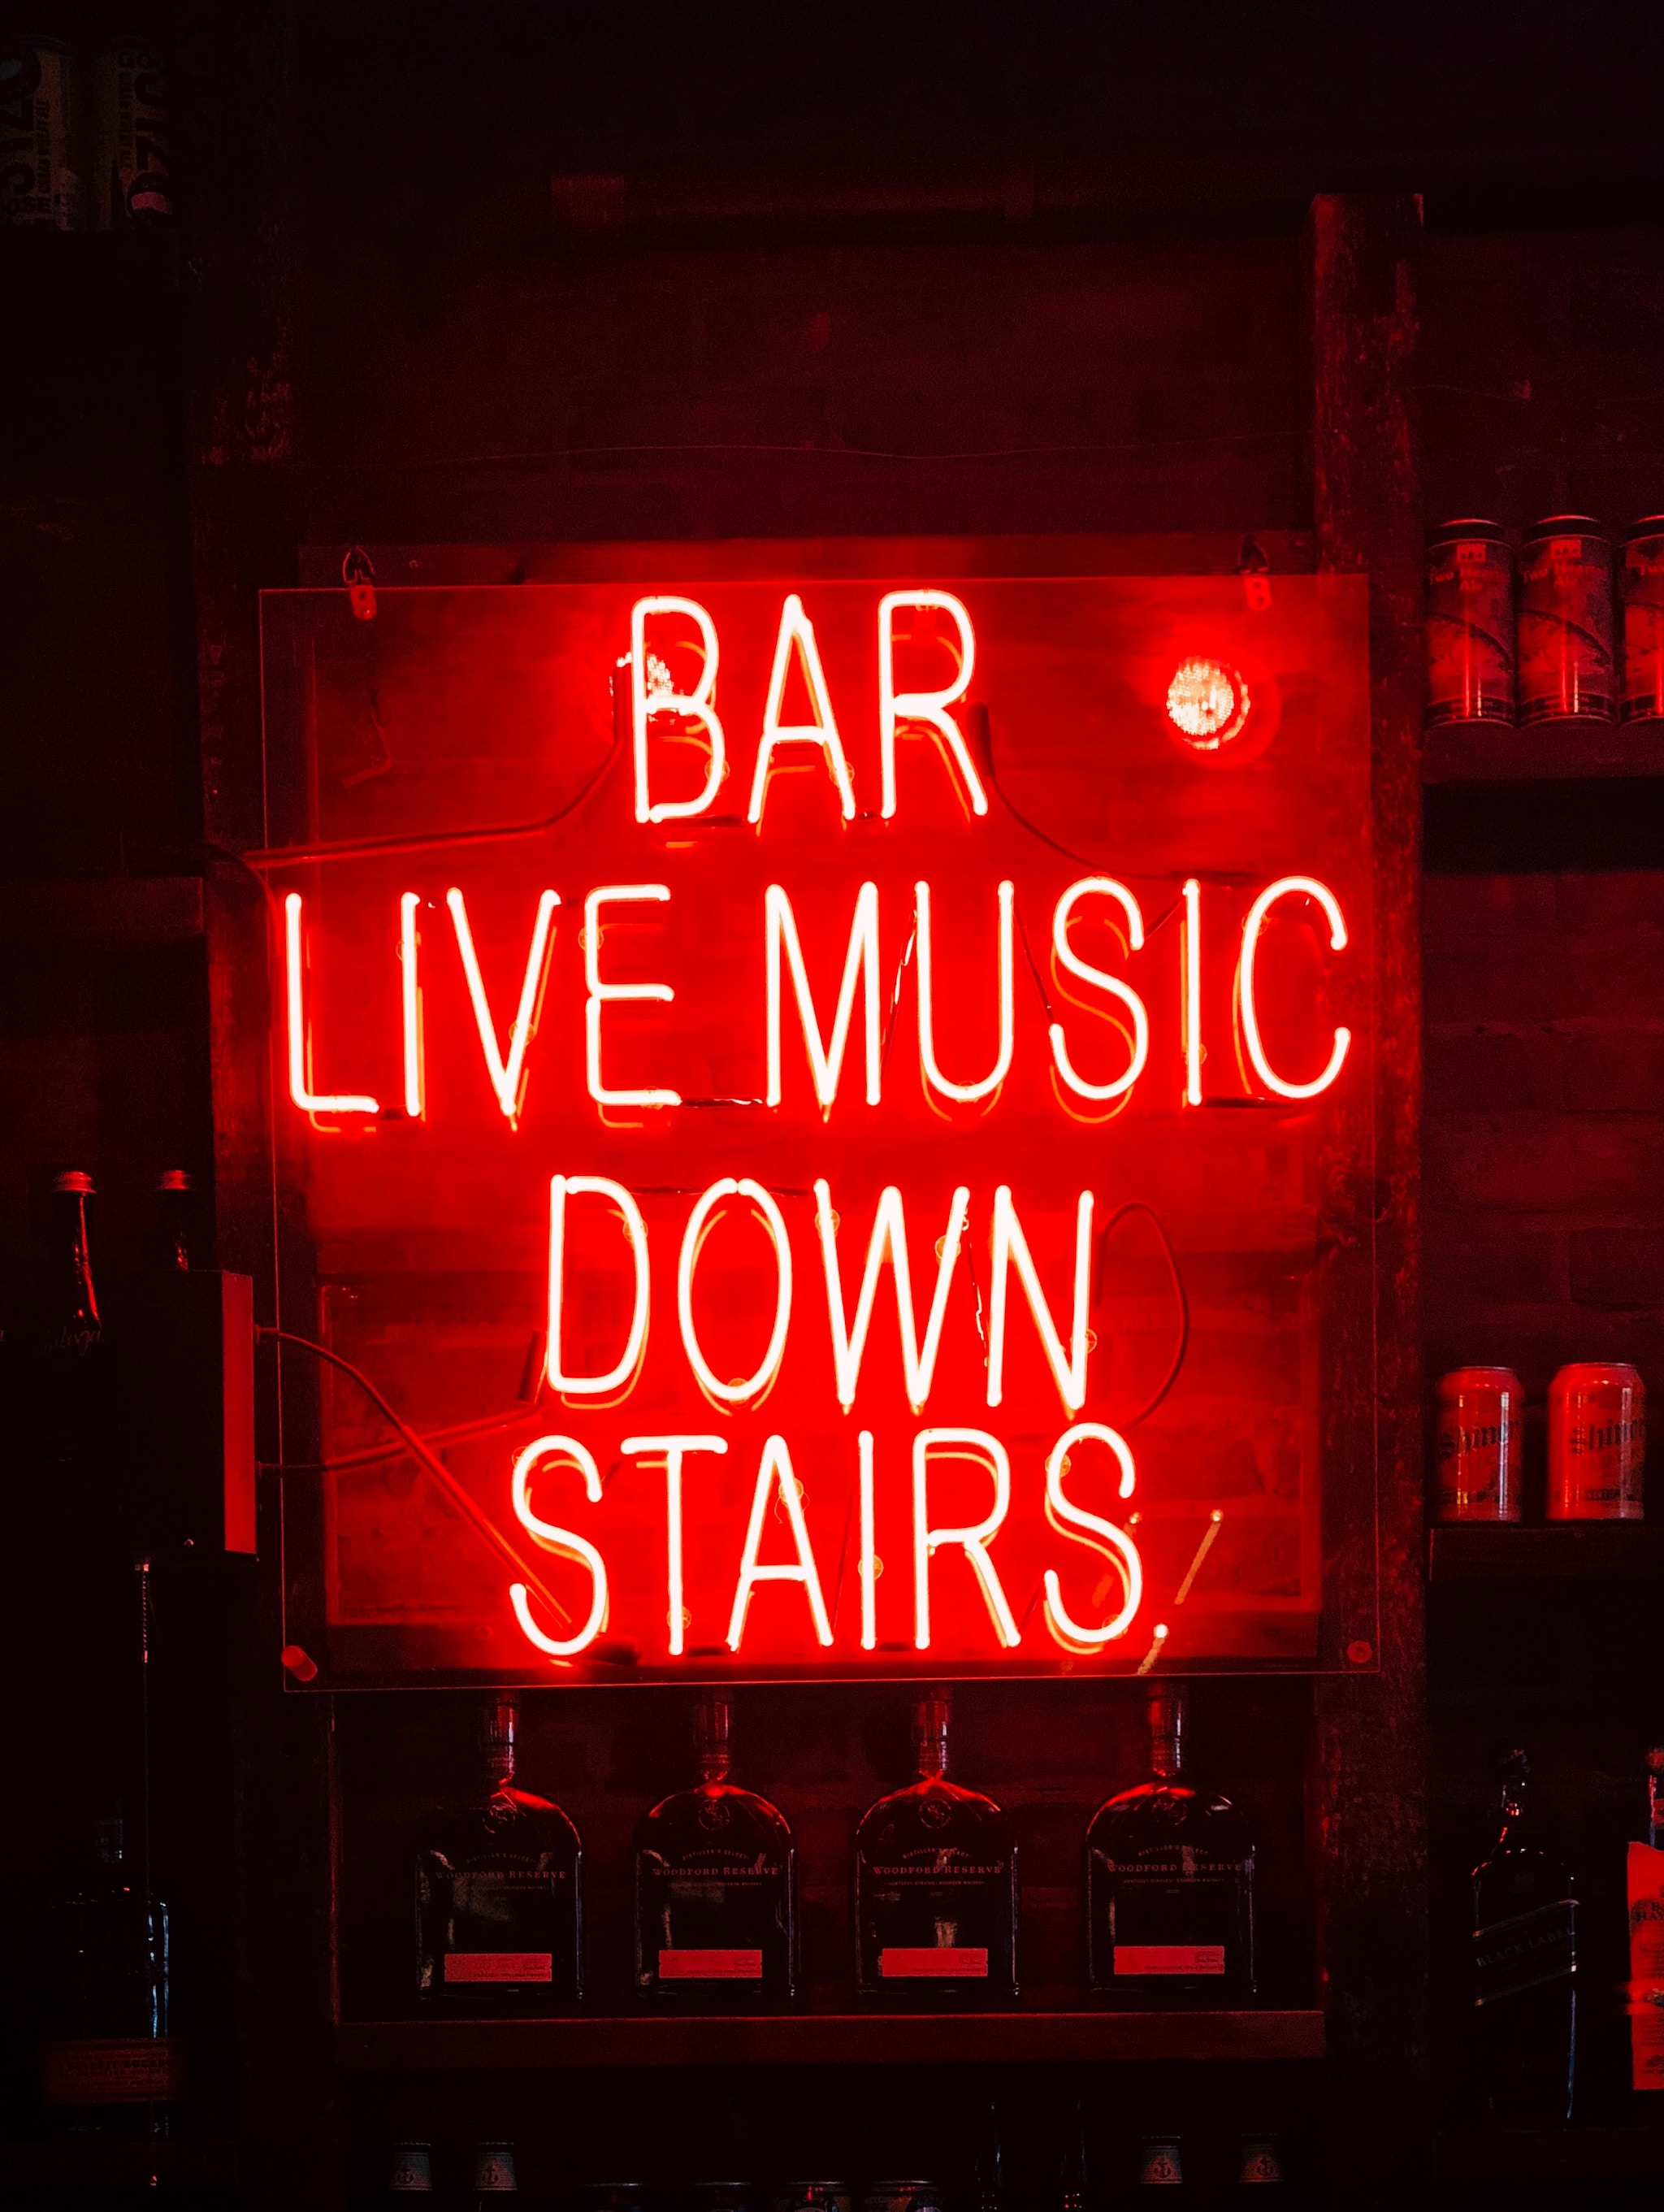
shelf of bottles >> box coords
[382,1689,1299,2063]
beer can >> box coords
[1436,1367,1524,1523]
[1425,521,1514,726]
[92,36,172,228]
[1548,1361,1645,1520]
[1620,517,1664,723]
[1518,516,1614,723]
[0,34,85,229]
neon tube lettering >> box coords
[987,1186,1094,1411]
[1181,878,1202,1106]
[747,593,856,826]
[726,1433,834,1650]
[915,878,1014,1104]
[814,1180,969,1412]
[858,1429,877,1650]
[678,1178,792,1407]
[584,884,681,1109]
[1041,1422,1143,1647]
[878,590,986,819]
[765,881,881,1110]
[1237,875,1352,1099]
[547,1174,650,1396]
[1047,877,1149,1101]
[620,1433,728,1657]
[283,893,379,1117]
[508,1434,608,1657]
[446,887,558,1123]
[399,892,424,1119]
[630,596,726,824]
[911,1429,1020,1650]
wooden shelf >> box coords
[1436,2126,1664,2182]
[337,2010,1324,2070]
[1429,1524,1664,1581]
[1424,717,1664,783]
[4,2138,238,2190]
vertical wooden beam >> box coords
[1305,193,1429,2179]
[176,9,343,2210]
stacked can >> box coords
[0,31,171,230]
[1436,1368,1525,1523]
[1549,1362,1646,1520]
[1621,518,1664,723]
[0,33,84,228]
[1518,517,1616,723]
[1425,522,1515,726]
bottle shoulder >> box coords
[634,1779,793,1851]
[1086,1780,1252,1846]
[418,1785,581,1859]
[856,1776,1012,1847]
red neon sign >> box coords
[256,562,1375,1685]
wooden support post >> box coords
[1305,192,1430,2184]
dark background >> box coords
[4,2,1664,2203]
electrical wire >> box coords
[1095,1200,1190,1428]
[257,1325,572,1628]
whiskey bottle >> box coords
[853,1698,1017,2001]
[414,1700,583,2009]
[632,1694,795,2001]
[1627,1746,1664,2098]
[37,1814,184,2139]
[1471,1747,1576,2121]
[1085,1685,1254,2000]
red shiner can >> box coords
[1426,521,1515,726]
[1620,517,1664,723]
[1436,1367,1524,1522]
[1549,1361,1646,1520]
[1519,516,1615,723]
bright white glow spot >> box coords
[678,1178,792,1407]
[726,1433,834,1650]
[1042,1422,1142,1647]
[508,1434,608,1656]
[1238,875,1352,1100]
[912,1428,1021,1650]
[284,892,379,1118]
[447,887,559,1122]
[1167,657,1250,748]
[620,1433,728,1657]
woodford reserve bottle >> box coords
[1085,1685,1255,2000]
[414,1700,583,2009]
[853,1698,1017,2001]
[1471,1747,1577,2121]
[632,1694,795,2002]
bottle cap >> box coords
[476,1700,516,1777]
[389,2145,434,2193]
[50,1170,95,1195]
[1137,2138,1183,2187]
[1237,2137,1284,2185]
[470,2145,518,2193]
[158,1169,196,1192]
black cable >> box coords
[1095,1201,1190,1428]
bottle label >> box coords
[1473,1898,1577,2004]
[658,1948,764,1980]
[39,2036,188,2105]
[473,2153,518,2192]
[880,1946,989,1978]
[1629,1841,1664,2091]
[1136,2145,1182,2187]
[444,1950,552,1982]
[1114,1944,1226,1976]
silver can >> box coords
[0,35,85,229]
[1518,515,1614,723]
[92,36,172,227]
[1621,516,1664,723]
[1426,520,1514,726]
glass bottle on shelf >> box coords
[31,1169,115,1471]
[388,2142,434,2197]
[36,1813,183,2139]
[414,1700,583,2010]
[853,1697,1017,2002]
[141,1170,212,1272]
[632,1694,795,2002]
[1471,1746,1576,2122]
[468,2142,519,2212]
[1085,1685,1255,2000]
[1627,1746,1664,2100]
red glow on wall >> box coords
[257,562,1376,1685]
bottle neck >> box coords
[1649,1752,1664,1850]
[50,1187,100,1333]
[479,1702,516,1790]
[1149,1687,1185,1780]
[914,1698,950,1780]
[1495,1754,1531,1841]
[695,1694,732,1784]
